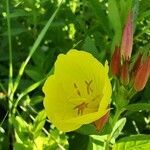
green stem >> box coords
[104,109,123,150]
[6,1,14,149]
[112,109,123,128]
[6,0,13,97]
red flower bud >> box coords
[94,112,109,131]
[111,47,121,76]
[121,12,133,60]
[120,61,130,85]
[134,56,150,91]
[132,54,142,76]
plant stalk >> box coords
[104,109,123,150]
[6,0,13,97]
[6,0,14,149]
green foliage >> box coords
[0,0,150,149]
[113,135,150,150]
[108,0,122,46]
[110,118,126,141]
[76,121,112,136]
[125,103,150,111]
[82,36,99,59]
[88,135,107,150]
[31,110,46,138]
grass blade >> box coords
[11,1,63,98]
[6,0,13,96]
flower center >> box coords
[72,80,100,116]
[74,102,88,115]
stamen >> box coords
[74,83,81,96]
[74,83,78,88]
[77,90,81,96]
[74,102,88,115]
[85,80,93,94]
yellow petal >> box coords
[43,49,112,132]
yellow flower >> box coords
[43,49,112,132]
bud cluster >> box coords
[111,12,150,92]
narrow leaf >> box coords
[125,103,150,111]
[12,1,62,95]
[32,110,46,138]
[113,135,150,150]
[110,118,126,140]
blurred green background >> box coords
[0,0,150,149]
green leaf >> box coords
[110,118,126,140]
[25,68,43,82]
[88,135,107,150]
[132,0,139,32]
[30,95,43,106]
[113,135,150,150]
[139,0,150,13]
[119,0,132,25]
[108,0,122,51]
[2,28,27,36]
[14,143,32,150]
[76,122,111,135]
[82,36,99,59]
[13,116,31,143]
[76,124,97,135]
[12,1,62,95]
[9,9,29,18]
[125,103,150,112]
[138,10,150,20]
[49,127,68,149]
[108,0,122,38]
[32,110,46,138]
[17,78,45,102]
[88,0,109,33]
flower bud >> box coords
[121,12,133,60]
[120,61,130,85]
[111,47,121,76]
[134,56,150,91]
[94,111,109,131]
[132,54,142,76]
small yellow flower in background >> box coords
[43,49,112,132]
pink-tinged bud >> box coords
[121,12,133,60]
[94,112,109,131]
[132,54,142,76]
[134,56,150,91]
[120,61,129,85]
[111,47,121,76]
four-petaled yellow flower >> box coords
[43,49,112,132]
